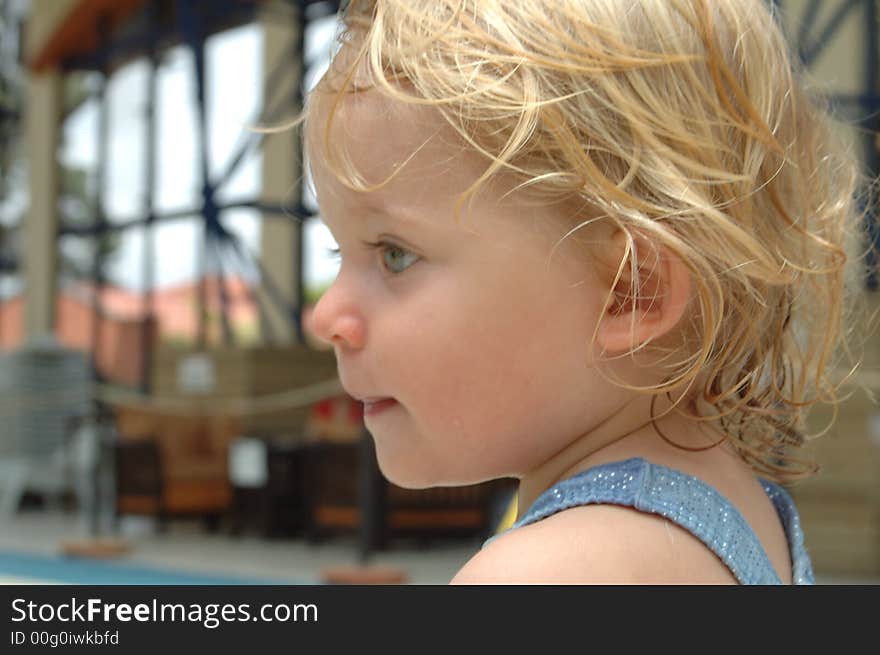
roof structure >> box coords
[28,0,145,72]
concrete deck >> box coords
[0,508,876,585]
[0,508,478,585]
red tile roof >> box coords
[0,276,259,385]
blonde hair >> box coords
[306,0,874,483]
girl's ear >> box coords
[594,230,692,354]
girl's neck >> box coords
[516,394,733,521]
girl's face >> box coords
[307,89,623,488]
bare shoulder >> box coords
[450,504,737,584]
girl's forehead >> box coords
[308,87,485,194]
[307,95,611,267]
[307,87,604,248]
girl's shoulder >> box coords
[451,455,798,584]
[450,500,738,584]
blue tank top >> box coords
[484,457,815,584]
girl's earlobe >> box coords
[594,231,692,354]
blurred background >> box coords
[0,0,876,585]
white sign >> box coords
[176,353,216,394]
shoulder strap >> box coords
[759,480,815,584]
[488,457,784,584]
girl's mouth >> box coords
[363,398,398,416]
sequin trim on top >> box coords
[484,457,815,585]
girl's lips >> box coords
[363,398,397,416]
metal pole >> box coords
[90,66,108,380]
[292,1,306,344]
[87,27,111,537]
[358,427,386,562]
[139,1,159,392]
[218,238,276,344]
[863,0,880,290]
[212,236,235,345]
[179,0,213,349]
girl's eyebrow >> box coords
[361,210,421,232]
[354,196,423,229]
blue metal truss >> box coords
[57,0,339,390]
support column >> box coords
[258,12,303,344]
[21,0,77,344]
[22,70,61,343]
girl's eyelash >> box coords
[363,239,394,252]
[324,241,418,273]
[325,240,406,257]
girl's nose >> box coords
[308,279,367,350]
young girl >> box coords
[301,0,868,584]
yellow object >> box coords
[495,494,518,534]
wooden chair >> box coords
[113,437,167,530]
[227,437,311,537]
[112,407,235,526]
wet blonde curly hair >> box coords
[305,0,874,483]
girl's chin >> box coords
[372,447,443,489]
[374,461,437,490]
[373,449,488,490]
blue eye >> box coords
[379,243,419,274]
[325,242,418,274]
